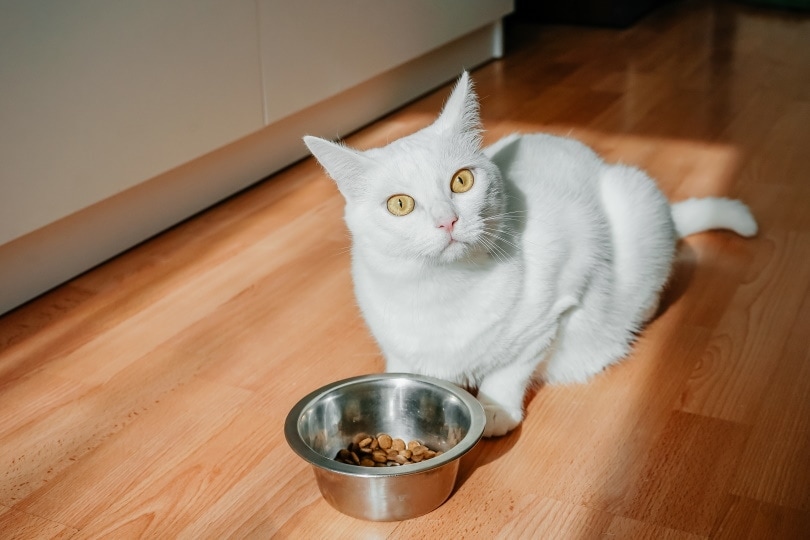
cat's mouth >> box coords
[437,234,470,261]
[444,231,461,247]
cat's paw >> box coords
[479,398,523,437]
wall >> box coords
[0,1,513,314]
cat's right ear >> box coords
[303,136,371,200]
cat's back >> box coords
[488,133,605,216]
[489,133,603,193]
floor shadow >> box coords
[452,380,544,494]
[453,424,522,495]
[653,241,698,320]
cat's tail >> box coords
[670,197,758,239]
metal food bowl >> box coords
[284,373,486,521]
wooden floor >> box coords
[2,1,809,537]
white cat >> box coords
[304,72,757,437]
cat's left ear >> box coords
[432,71,482,146]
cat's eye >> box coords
[387,194,415,216]
[451,168,475,193]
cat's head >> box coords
[304,72,505,265]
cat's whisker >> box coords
[477,231,514,263]
[480,214,527,228]
[478,236,508,264]
[482,241,515,263]
[482,233,516,250]
[481,219,548,252]
[481,210,527,220]
[495,209,528,216]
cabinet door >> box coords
[0,1,264,245]
[257,0,512,125]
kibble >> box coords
[378,434,393,450]
[335,433,443,467]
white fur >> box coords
[303,72,757,437]
[671,197,758,238]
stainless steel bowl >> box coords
[284,373,486,521]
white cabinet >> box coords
[0,1,513,314]
[0,0,264,245]
[257,0,511,125]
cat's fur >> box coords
[304,72,757,437]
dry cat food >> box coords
[335,433,443,467]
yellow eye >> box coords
[387,194,415,216]
[451,168,475,193]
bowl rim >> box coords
[284,373,486,477]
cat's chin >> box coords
[433,240,475,263]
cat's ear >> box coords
[432,71,482,146]
[303,136,371,200]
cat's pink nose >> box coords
[437,217,458,232]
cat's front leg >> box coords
[477,361,536,437]
[383,356,413,375]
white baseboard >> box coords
[0,21,502,315]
